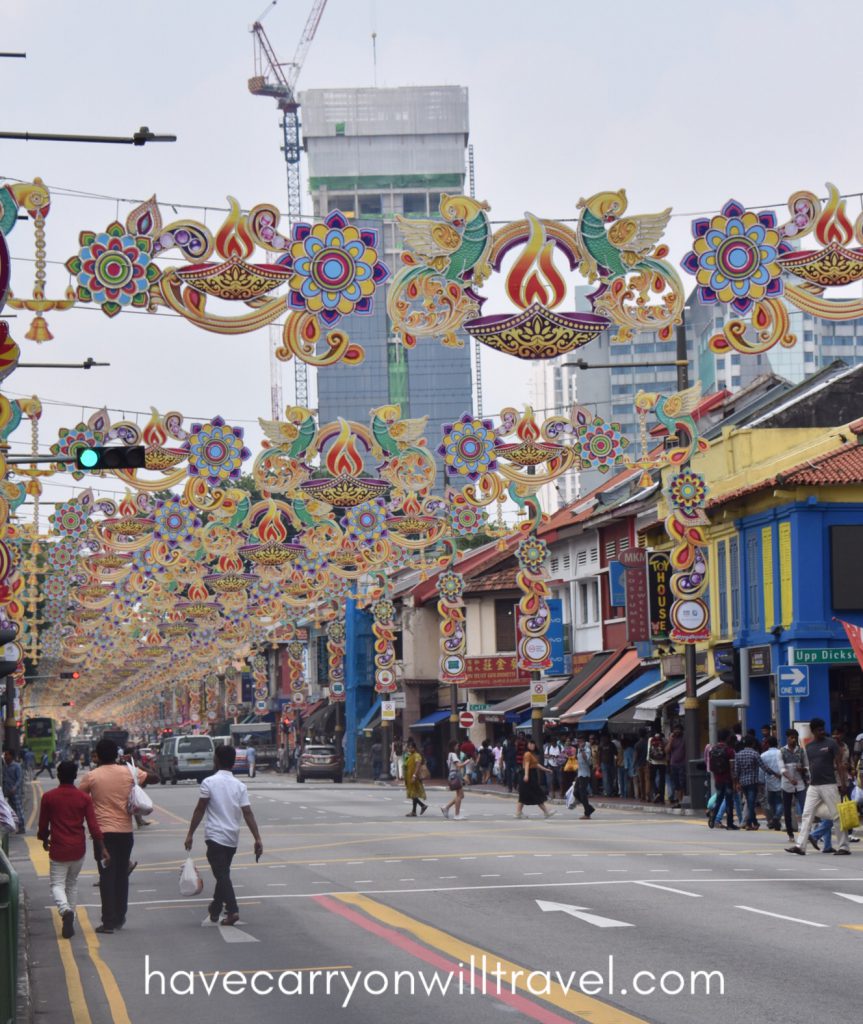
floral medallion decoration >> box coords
[439,415,498,482]
[668,469,708,513]
[186,416,251,487]
[575,414,630,473]
[681,200,787,315]
[342,498,388,546]
[446,492,488,537]
[65,222,160,317]
[281,210,389,326]
[153,495,201,548]
[49,493,92,540]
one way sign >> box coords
[778,665,809,698]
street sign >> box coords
[468,703,489,712]
[459,711,475,728]
[381,701,396,721]
[390,692,406,708]
[792,647,857,666]
[748,646,772,675]
[530,680,548,707]
[778,665,809,698]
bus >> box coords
[23,717,57,760]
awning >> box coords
[632,675,724,722]
[560,649,644,722]
[547,650,623,717]
[302,701,336,735]
[480,677,570,721]
[576,667,663,732]
[356,698,382,734]
[410,709,452,730]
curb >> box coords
[17,885,32,1024]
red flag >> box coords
[837,618,863,671]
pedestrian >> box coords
[809,815,835,853]
[2,750,25,834]
[574,736,596,819]
[648,732,667,803]
[184,744,263,926]
[758,736,785,830]
[441,740,465,820]
[22,747,35,779]
[759,725,772,753]
[666,725,687,807]
[78,738,156,934]
[34,751,55,779]
[780,728,808,840]
[707,729,738,830]
[614,737,627,800]
[515,739,555,819]
[734,735,780,829]
[561,737,578,802]
[492,741,503,783]
[459,736,477,762]
[633,728,649,801]
[787,718,850,856]
[502,736,517,793]
[477,740,494,785]
[370,738,383,780]
[403,738,428,816]
[544,735,564,799]
[623,738,636,800]
[598,735,617,797]
[37,761,108,939]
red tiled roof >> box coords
[464,567,520,594]
[707,441,863,510]
[410,532,520,606]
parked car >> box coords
[157,735,216,784]
[297,744,343,784]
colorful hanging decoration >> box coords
[371,596,398,693]
[682,182,863,356]
[515,532,552,671]
[326,616,346,701]
[389,192,684,358]
[437,568,467,685]
[635,386,711,644]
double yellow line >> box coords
[25,782,132,1023]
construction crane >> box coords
[249,0,328,416]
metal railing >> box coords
[0,843,19,1024]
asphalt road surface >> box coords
[12,774,861,1023]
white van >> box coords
[157,735,215,784]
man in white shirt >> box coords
[184,745,263,926]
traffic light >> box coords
[60,671,80,680]
[74,446,147,471]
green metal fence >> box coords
[0,843,19,1024]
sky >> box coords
[4,0,863,519]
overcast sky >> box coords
[4,0,863,517]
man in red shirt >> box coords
[38,761,108,939]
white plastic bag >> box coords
[565,782,576,810]
[179,856,203,896]
[851,784,863,805]
[126,760,153,816]
[0,794,16,832]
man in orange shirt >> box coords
[79,738,156,934]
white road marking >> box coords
[459,857,476,861]
[421,858,439,862]
[219,925,260,943]
[353,880,373,884]
[439,876,458,880]
[635,881,701,898]
[384,860,402,864]
[649,869,670,873]
[523,872,543,876]
[480,874,500,878]
[565,871,583,875]
[137,889,157,893]
[691,869,712,872]
[736,906,828,927]
[835,892,863,904]
[496,855,514,859]
[536,899,634,929]
[267,883,287,887]
[399,878,415,882]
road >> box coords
[11,774,861,1023]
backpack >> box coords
[478,747,492,768]
[709,744,730,776]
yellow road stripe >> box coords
[26,780,40,830]
[49,911,93,1024]
[337,892,651,1024]
[841,924,863,931]
[77,907,132,1024]
[25,836,50,877]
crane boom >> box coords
[248,0,329,417]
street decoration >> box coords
[437,568,467,687]
[326,616,346,701]
[681,182,863,356]
[634,385,711,643]
[515,533,552,671]
[390,192,684,357]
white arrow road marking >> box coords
[834,892,863,904]
[536,899,634,929]
[219,924,260,943]
[634,881,701,898]
[736,906,828,927]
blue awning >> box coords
[576,667,663,731]
[356,697,382,734]
[410,709,451,730]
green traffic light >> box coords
[78,448,99,469]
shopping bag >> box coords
[0,794,16,832]
[851,784,863,805]
[707,791,718,812]
[838,797,860,832]
[126,760,153,816]
[179,856,204,896]
[564,782,576,810]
